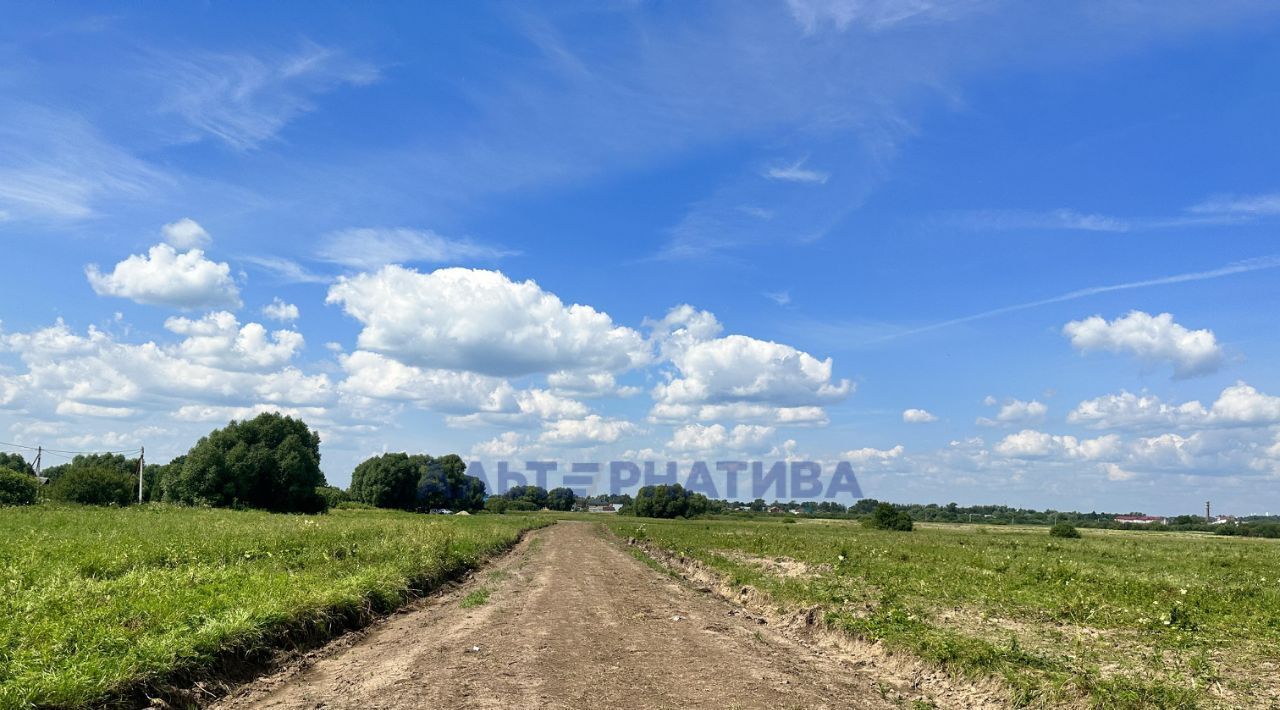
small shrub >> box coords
[1049,522,1081,539]
[333,500,376,510]
[316,485,349,509]
[505,500,539,512]
[48,467,135,506]
[864,503,913,531]
[0,469,39,506]
[484,497,510,514]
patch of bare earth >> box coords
[211,522,935,709]
[629,540,1013,710]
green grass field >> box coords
[607,517,1280,709]
[0,505,547,709]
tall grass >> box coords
[0,504,547,709]
[609,518,1280,708]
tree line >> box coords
[0,412,573,517]
[0,413,493,515]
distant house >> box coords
[1211,515,1236,525]
[1115,515,1166,525]
[587,504,618,513]
[768,506,783,513]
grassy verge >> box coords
[0,504,549,709]
[606,517,1280,708]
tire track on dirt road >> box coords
[213,522,907,709]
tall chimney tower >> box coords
[1205,500,1211,523]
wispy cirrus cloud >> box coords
[0,103,170,221]
[952,189,1280,235]
[316,228,515,270]
[1188,191,1280,216]
[764,158,829,184]
[240,255,331,285]
[154,42,379,151]
[954,208,1131,233]
[786,0,981,34]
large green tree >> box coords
[0,452,34,477]
[632,484,707,519]
[142,455,184,503]
[417,454,485,511]
[349,452,486,512]
[546,486,577,511]
[349,453,422,510]
[503,485,548,509]
[165,413,327,513]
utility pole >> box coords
[33,446,41,478]
[137,446,145,504]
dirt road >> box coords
[213,522,902,709]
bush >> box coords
[863,503,913,531]
[48,467,134,506]
[333,500,376,510]
[0,469,39,506]
[503,485,549,509]
[1050,522,1081,538]
[505,500,539,512]
[316,485,350,509]
[484,497,510,514]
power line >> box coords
[0,440,142,456]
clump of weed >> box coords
[460,588,491,608]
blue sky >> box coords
[3,1,1280,514]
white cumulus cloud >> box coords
[161,217,211,249]
[0,319,332,425]
[164,311,304,372]
[979,398,1047,426]
[668,423,777,454]
[547,370,641,398]
[1069,382,1280,430]
[539,415,639,446]
[902,408,938,423]
[327,266,649,377]
[262,297,300,322]
[650,306,851,424]
[86,243,241,310]
[1062,311,1222,378]
[994,429,1121,461]
[842,444,905,463]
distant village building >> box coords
[1114,515,1167,525]
[587,504,618,513]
